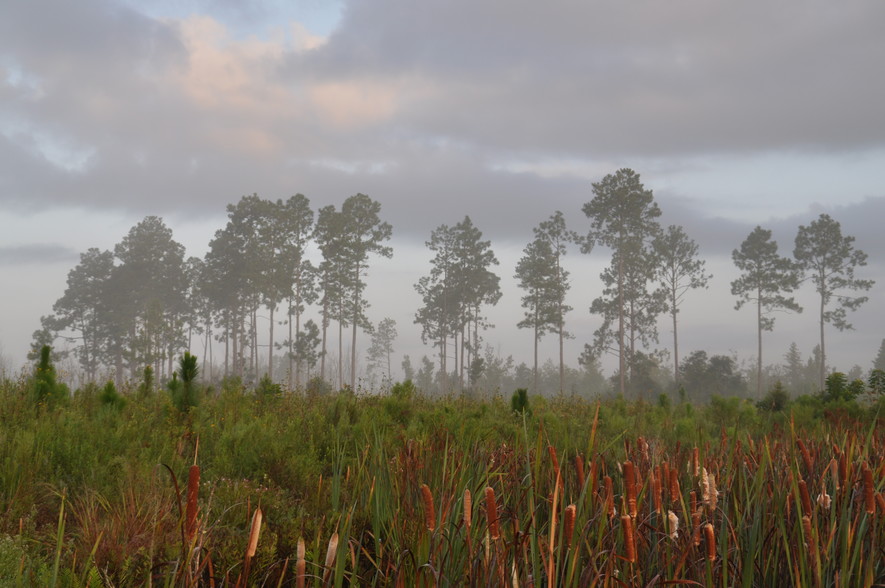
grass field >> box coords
[1,371,883,586]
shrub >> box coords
[31,345,68,406]
[511,388,530,416]
[757,381,789,412]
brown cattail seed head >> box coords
[798,479,813,516]
[669,468,681,507]
[420,484,435,531]
[575,454,586,490]
[246,507,262,558]
[296,538,306,588]
[862,462,875,515]
[463,488,472,529]
[485,486,500,539]
[692,511,702,547]
[703,523,716,561]
[185,464,200,542]
[621,515,637,563]
[623,461,637,518]
[564,504,576,548]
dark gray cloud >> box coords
[0,243,78,265]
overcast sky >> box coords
[1,0,884,382]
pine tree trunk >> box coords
[819,289,826,390]
[757,288,762,397]
[268,304,274,380]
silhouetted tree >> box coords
[581,169,663,396]
[731,226,801,396]
[653,225,711,383]
[793,214,875,389]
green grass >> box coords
[0,374,882,586]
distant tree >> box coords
[366,317,398,388]
[731,226,802,396]
[401,355,415,382]
[868,369,885,396]
[515,211,576,394]
[679,350,746,400]
[652,225,711,383]
[279,194,317,390]
[515,236,558,394]
[581,169,663,396]
[338,194,393,391]
[314,204,350,388]
[414,224,458,392]
[452,217,501,390]
[44,248,115,381]
[794,214,875,389]
[782,342,804,395]
[113,216,188,383]
[873,339,885,372]
[415,355,435,395]
[292,319,321,383]
[415,217,500,393]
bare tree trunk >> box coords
[533,317,539,395]
[819,291,826,390]
[618,252,626,397]
[757,288,763,397]
[351,264,360,392]
[287,298,293,390]
[268,304,274,380]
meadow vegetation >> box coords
[0,350,883,586]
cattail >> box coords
[797,438,813,474]
[485,486,500,539]
[296,537,306,588]
[246,507,262,558]
[322,532,339,585]
[667,510,679,540]
[703,523,716,561]
[589,458,599,497]
[623,461,637,518]
[604,475,615,517]
[463,488,472,530]
[690,491,697,516]
[862,462,875,515]
[691,510,702,547]
[575,454,586,491]
[564,504,576,548]
[798,479,813,516]
[185,464,200,543]
[669,469,681,507]
[802,515,814,547]
[876,492,885,516]
[692,447,700,477]
[817,491,831,510]
[621,515,636,563]
[701,468,718,513]
[420,484,435,531]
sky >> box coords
[1,0,884,384]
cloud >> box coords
[0,244,78,265]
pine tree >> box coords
[794,214,875,389]
[581,169,663,396]
[731,226,802,396]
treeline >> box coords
[34,169,876,398]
